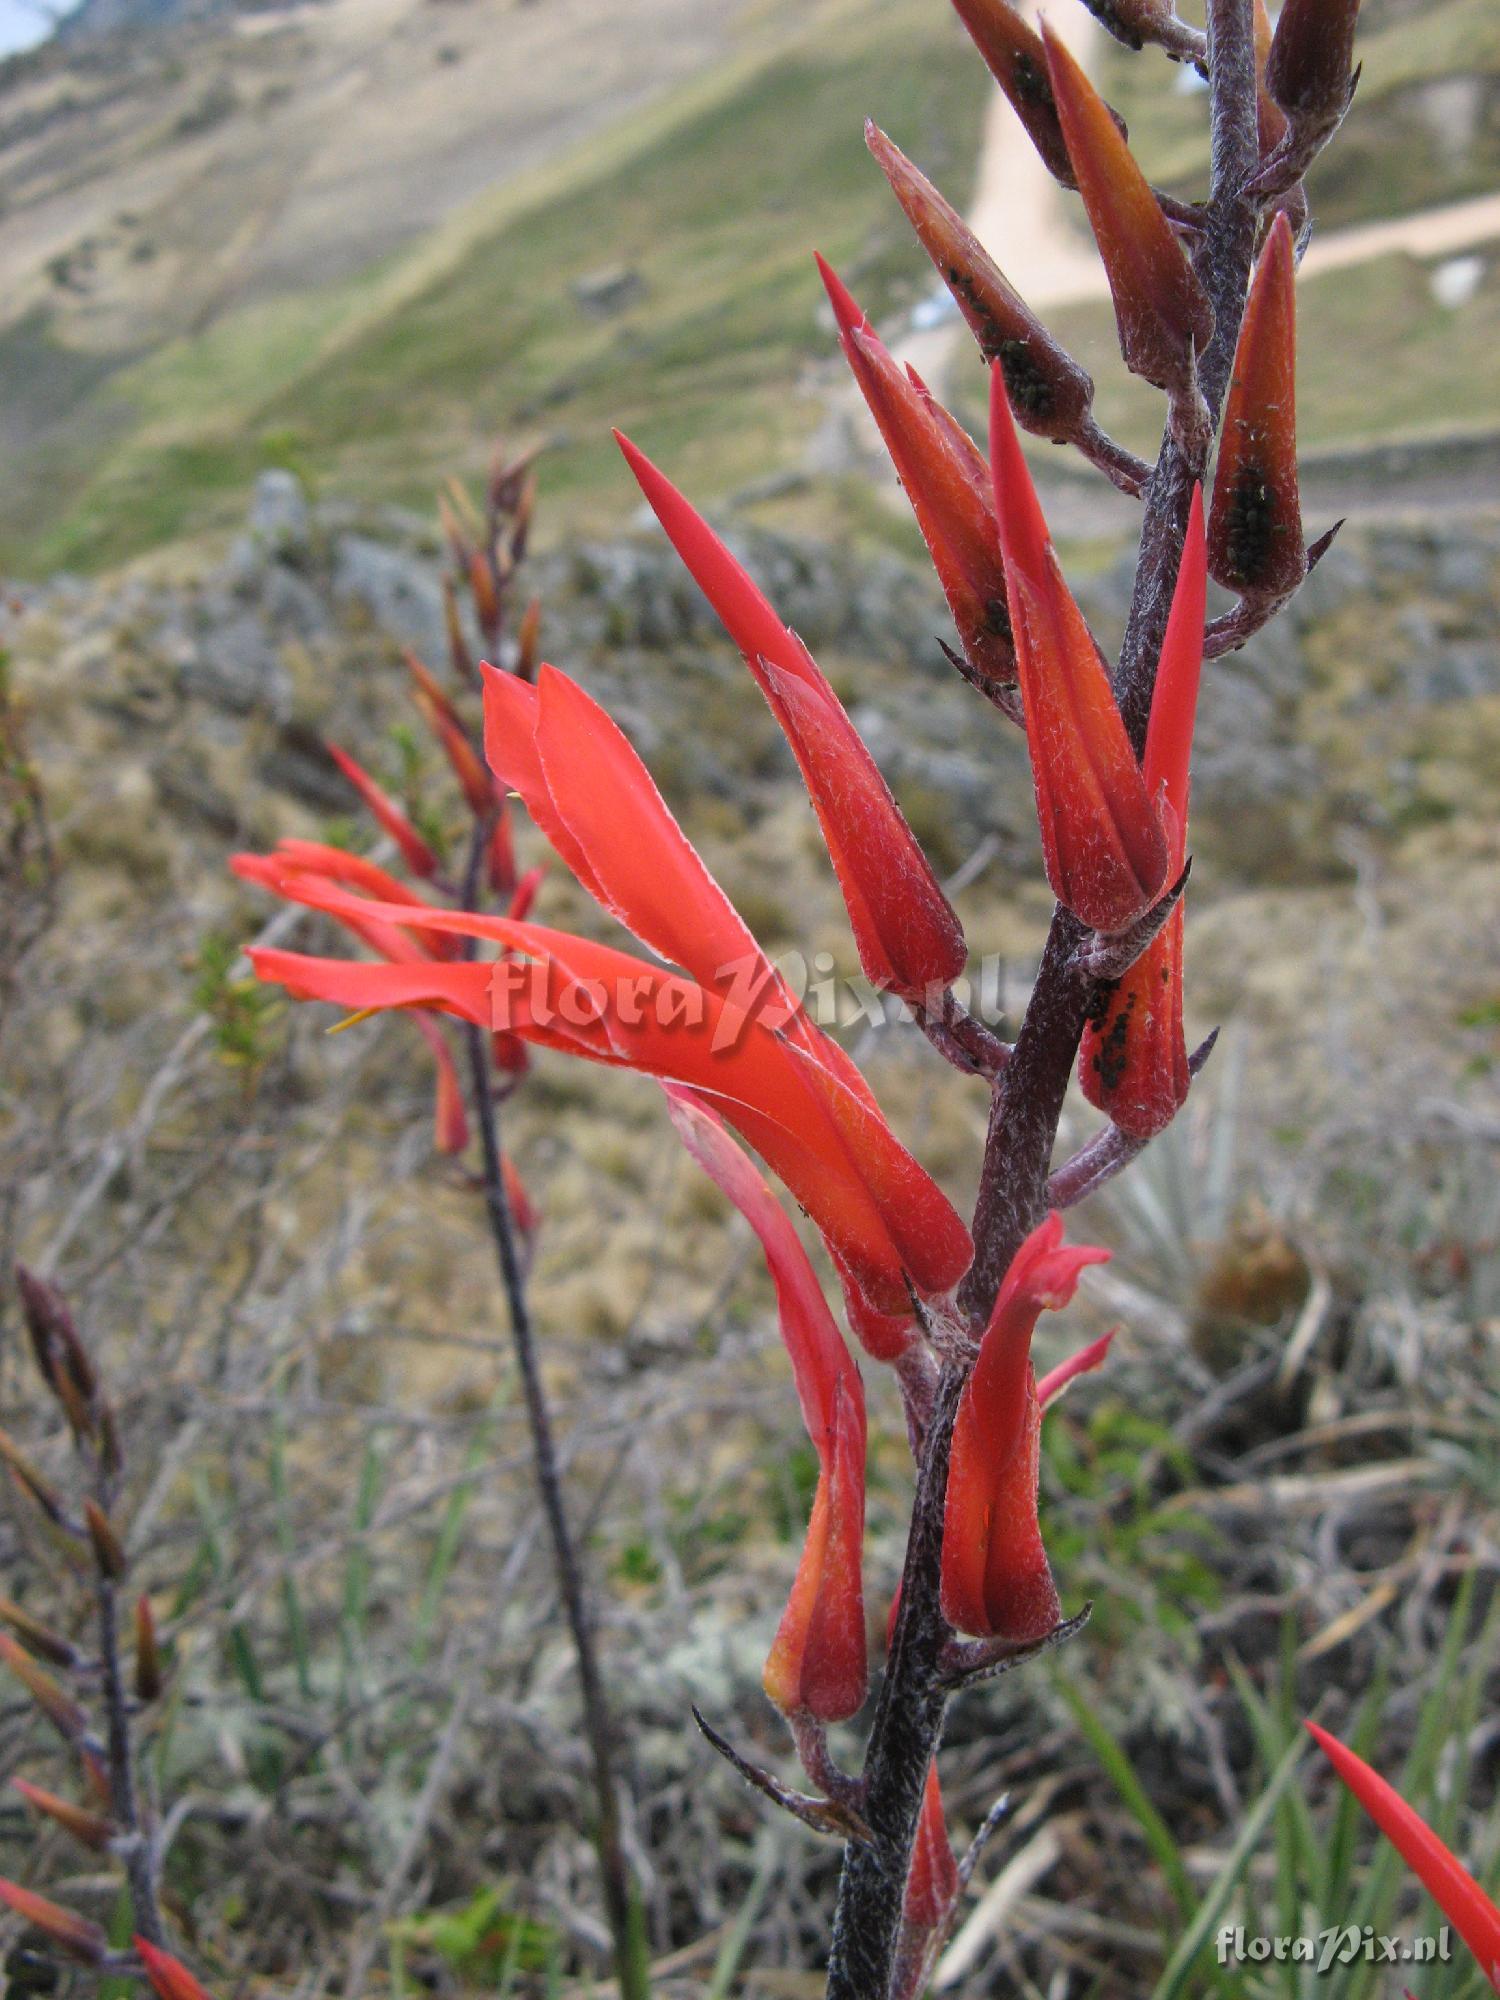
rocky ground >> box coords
[2,479,1500,1993]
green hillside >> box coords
[1,0,988,575]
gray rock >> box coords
[332,535,446,660]
[247,470,311,564]
[180,607,294,719]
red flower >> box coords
[941,1213,1108,1640]
[666,1089,866,1721]
[817,254,1015,691]
[1079,486,1207,1136]
[1043,24,1213,397]
[1208,213,1305,599]
[614,433,968,1003]
[326,743,439,879]
[1306,1724,1500,1992]
[244,877,969,1340]
[989,368,1170,932]
[233,846,469,1156]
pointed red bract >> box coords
[989,371,1170,932]
[1043,25,1213,396]
[818,256,1014,690]
[666,1090,867,1720]
[1306,1724,1500,1991]
[615,434,967,1001]
[135,1938,217,2000]
[1079,487,1206,1135]
[941,1213,1109,1639]
[864,126,1093,443]
[1208,214,1305,598]
[327,745,439,879]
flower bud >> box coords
[0,1880,108,1965]
[989,370,1171,933]
[865,125,1094,442]
[1207,213,1305,600]
[1266,0,1361,141]
[12,1778,114,1853]
[1043,25,1213,396]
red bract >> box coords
[1043,24,1213,397]
[989,368,1170,932]
[1306,1724,1500,1991]
[1207,213,1305,598]
[326,744,439,879]
[615,433,968,1003]
[817,255,1015,691]
[666,1089,867,1721]
[135,1938,217,2000]
[864,124,1094,444]
[941,1213,1109,1640]
[1079,487,1206,1136]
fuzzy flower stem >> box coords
[824,5,1264,1991]
[455,822,648,2000]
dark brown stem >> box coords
[1075,417,1153,498]
[96,1572,164,1946]
[824,6,1263,1990]
[456,828,647,2000]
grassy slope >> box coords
[6,0,987,575]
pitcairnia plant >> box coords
[230,0,1360,1988]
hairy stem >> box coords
[824,4,1263,1989]
[97,1569,164,1948]
[455,826,647,2000]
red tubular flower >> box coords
[941,1213,1109,1640]
[135,1938,217,2000]
[1306,1724,1500,1991]
[502,1151,540,1242]
[1042,25,1213,396]
[666,1089,867,1721]
[245,888,963,1327]
[864,125,1094,444]
[614,434,967,1003]
[989,369,1170,932]
[233,848,469,1155]
[1079,487,1206,1136]
[1207,214,1305,599]
[817,254,1015,689]
[326,744,439,879]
